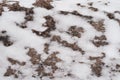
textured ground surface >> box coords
[0,0,120,80]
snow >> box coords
[0,0,120,80]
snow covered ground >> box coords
[0,0,120,80]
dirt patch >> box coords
[4,66,18,78]
[33,0,53,10]
[92,35,109,47]
[0,35,13,47]
[43,52,61,72]
[88,20,105,32]
[44,43,50,54]
[88,7,98,12]
[114,11,120,14]
[76,3,86,7]
[43,15,56,30]
[107,13,115,19]
[89,52,105,77]
[89,52,106,60]
[32,29,41,36]
[91,59,104,77]
[67,26,84,38]
[87,2,93,6]
[8,2,25,11]
[24,8,34,21]
[40,15,56,37]
[106,12,120,25]
[27,48,41,65]
[24,15,33,21]
[116,64,120,69]
[0,4,3,15]
[60,10,93,19]
[8,57,26,66]
[40,29,51,37]
[35,51,61,79]
[51,35,85,54]
[15,22,27,28]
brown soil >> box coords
[91,59,104,77]
[33,0,53,10]
[60,10,93,19]
[88,20,105,32]
[51,35,85,54]
[67,26,84,38]
[4,66,18,78]
[0,35,13,47]
[92,35,109,47]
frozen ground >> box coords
[0,0,120,80]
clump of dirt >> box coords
[8,57,26,66]
[92,35,109,47]
[27,48,41,65]
[23,8,34,28]
[35,64,45,76]
[76,3,86,7]
[118,49,120,53]
[60,10,93,19]
[116,64,120,69]
[24,15,33,21]
[7,2,33,12]
[77,3,98,12]
[70,11,93,19]
[51,35,61,42]
[106,12,120,25]
[35,51,61,79]
[40,29,51,37]
[0,35,13,47]
[32,29,41,36]
[59,11,69,15]
[67,26,84,38]
[107,13,115,19]
[4,57,25,78]
[114,11,120,14]
[0,4,4,15]
[91,59,104,77]
[36,65,54,79]
[51,35,85,54]
[40,15,56,37]
[43,52,61,72]
[33,0,53,10]
[43,15,56,29]
[94,35,107,40]
[24,8,34,21]
[89,53,106,60]
[44,43,50,54]
[89,52,105,76]
[88,20,105,32]
[8,2,25,11]
[25,7,34,15]
[1,30,7,33]
[87,2,93,6]
[77,2,98,11]
[4,66,18,78]
[15,22,27,28]
[88,7,98,12]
